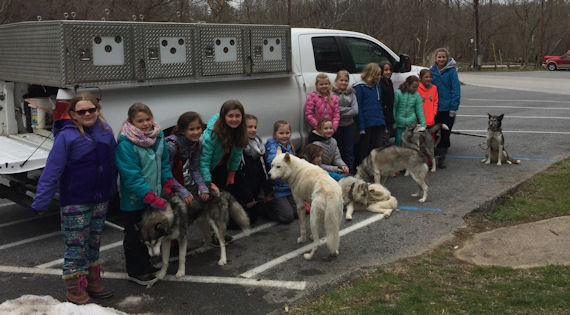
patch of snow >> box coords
[0,295,127,315]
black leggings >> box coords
[435,111,456,149]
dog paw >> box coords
[156,270,167,279]
[484,160,491,165]
[411,192,419,197]
[297,236,306,244]
[303,253,313,260]
[481,158,487,163]
[176,270,185,278]
[218,258,227,266]
[418,198,426,203]
[497,162,502,166]
[345,215,352,221]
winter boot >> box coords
[63,272,90,305]
[437,147,448,169]
[87,261,113,299]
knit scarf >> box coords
[244,136,265,159]
[120,120,160,147]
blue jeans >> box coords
[334,124,356,174]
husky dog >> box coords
[401,123,449,172]
[339,176,398,220]
[137,191,250,280]
[481,113,520,166]
[356,146,429,202]
[268,148,343,260]
[137,194,190,279]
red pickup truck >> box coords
[544,50,570,71]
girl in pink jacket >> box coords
[304,73,340,131]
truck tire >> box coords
[547,63,557,71]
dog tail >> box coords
[441,123,449,131]
[227,195,251,236]
[367,196,398,217]
[323,192,342,256]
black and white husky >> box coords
[137,191,250,279]
[481,113,520,166]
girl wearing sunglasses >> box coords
[30,92,117,304]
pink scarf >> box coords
[120,120,160,147]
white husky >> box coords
[268,149,343,259]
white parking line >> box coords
[454,129,570,135]
[0,265,306,290]
[464,98,570,104]
[0,231,61,251]
[0,212,58,228]
[458,114,570,120]
[240,214,385,279]
[0,202,15,209]
[462,105,570,110]
[35,222,278,269]
[104,220,125,231]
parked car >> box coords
[543,50,570,71]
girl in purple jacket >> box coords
[30,92,116,304]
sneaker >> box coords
[210,233,233,247]
[127,273,158,286]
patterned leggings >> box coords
[61,202,108,275]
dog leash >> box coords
[450,131,487,138]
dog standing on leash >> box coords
[481,113,520,166]
[268,148,343,260]
[401,123,449,172]
[339,176,398,220]
[356,146,429,203]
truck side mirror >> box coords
[394,54,411,73]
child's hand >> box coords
[226,171,235,185]
[340,165,349,176]
[246,200,256,208]
[210,182,220,196]
[183,194,194,206]
[198,191,210,201]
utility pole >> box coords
[288,0,291,25]
[474,0,480,70]
[539,0,544,65]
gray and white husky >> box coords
[356,146,429,202]
[338,176,398,220]
[401,123,449,172]
[481,113,520,166]
[137,191,250,280]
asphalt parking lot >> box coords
[1,71,569,314]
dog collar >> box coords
[349,182,355,194]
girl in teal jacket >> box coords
[200,100,249,192]
[393,75,426,146]
[115,103,190,286]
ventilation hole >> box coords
[270,46,274,52]
[162,40,168,47]
[170,47,176,54]
[105,45,112,53]
[115,36,122,43]
[94,36,102,44]
[230,39,235,46]
[216,39,221,46]
[178,38,184,45]
[263,39,268,45]
[276,39,280,45]
[223,47,228,53]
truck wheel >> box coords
[547,63,557,71]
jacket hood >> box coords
[332,84,354,95]
[431,58,457,73]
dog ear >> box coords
[498,114,504,121]
[277,146,282,155]
[284,152,291,163]
[155,222,169,236]
[488,113,492,119]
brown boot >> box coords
[63,272,90,305]
[87,261,113,299]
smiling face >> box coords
[246,118,257,139]
[70,100,99,128]
[224,109,242,129]
[436,51,448,69]
[316,78,330,95]
[335,75,349,91]
[382,63,392,80]
[131,111,154,132]
[420,72,433,88]
[274,124,291,146]
[318,121,335,139]
[183,119,202,142]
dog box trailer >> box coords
[0,20,420,208]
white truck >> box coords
[0,21,420,207]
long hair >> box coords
[361,63,382,85]
[378,61,392,82]
[172,111,204,136]
[213,99,248,151]
[399,75,420,93]
[127,102,154,123]
[300,143,323,164]
[315,73,333,111]
[67,92,108,136]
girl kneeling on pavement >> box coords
[30,92,117,304]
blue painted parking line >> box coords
[398,206,441,212]
[447,155,557,162]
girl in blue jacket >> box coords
[31,92,116,304]
[115,103,190,286]
[353,63,387,165]
[430,48,461,168]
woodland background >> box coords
[1,0,569,68]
